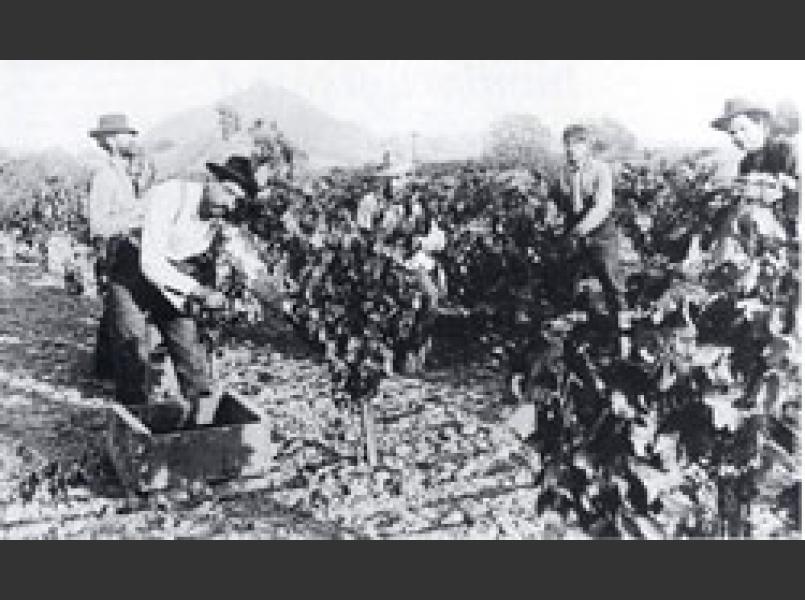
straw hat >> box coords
[88,113,138,138]
[711,98,771,131]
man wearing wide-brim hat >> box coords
[710,96,801,508]
[710,97,798,180]
[111,154,264,430]
[710,97,799,240]
[712,98,798,328]
[87,113,143,379]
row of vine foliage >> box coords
[8,146,793,537]
[0,155,90,242]
[214,155,799,537]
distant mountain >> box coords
[141,81,380,176]
[140,81,484,177]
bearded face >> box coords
[726,114,769,152]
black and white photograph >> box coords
[0,60,800,539]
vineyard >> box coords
[211,153,801,538]
[0,148,800,538]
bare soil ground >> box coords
[0,262,554,539]
[0,262,796,539]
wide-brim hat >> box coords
[205,155,258,198]
[89,113,138,138]
[711,98,772,131]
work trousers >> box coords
[106,239,210,428]
[95,300,114,378]
[579,225,627,314]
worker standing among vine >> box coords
[709,97,801,537]
[555,124,626,321]
[86,113,143,379]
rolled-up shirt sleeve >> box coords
[140,182,202,301]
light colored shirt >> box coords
[381,203,405,232]
[558,158,614,235]
[407,220,446,271]
[87,156,141,238]
[140,179,215,309]
[418,220,446,254]
[357,192,380,229]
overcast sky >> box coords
[1,60,802,154]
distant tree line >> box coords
[482,113,639,173]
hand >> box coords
[736,174,783,203]
[251,272,283,303]
[203,289,228,310]
[572,221,590,236]
[193,285,227,310]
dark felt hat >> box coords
[205,155,258,198]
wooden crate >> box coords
[106,393,276,493]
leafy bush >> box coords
[7,128,797,537]
[217,156,799,537]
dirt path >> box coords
[1,262,795,539]
[0,264,339,538]
[0,261,555,539]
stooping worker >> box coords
[380,164,447,373]
[111,155,259,430]
[370,162,447,303]
[406,198,448,307]
[556,124,627,319]
[398,206,448,375]
[709,97,800,522]
[86,113,143,379]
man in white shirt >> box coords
[111,155,257,430]
[87,114,142,240]
[407,210,447,304]
[86,114,143,379]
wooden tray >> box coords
[106,393,276,493]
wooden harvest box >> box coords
[106,393,275,493]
